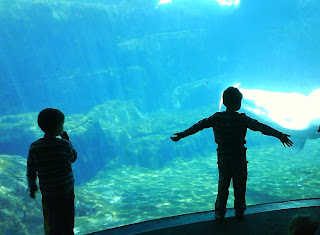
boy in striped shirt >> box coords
[171,87,293,221]
[27,108,77,234]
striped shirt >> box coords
[182,111,283,154]
[27,138,77,197]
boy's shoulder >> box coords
[31,138,70,147]
[238,112,248,117]
[213,111,247,117]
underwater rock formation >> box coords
[117,29,206,52]
[0,113,41,157]
[0,154,43,234]
[0,99,284,182]
[87,100,217,168]
[64,115,114,184]
[0,112,113,184]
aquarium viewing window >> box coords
[0,0,320,234]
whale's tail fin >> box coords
[289,122,320,153]
[290,137,307,154]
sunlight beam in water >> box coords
[158,0,172,5]
[215,0,240,6]
[158,0,240,6]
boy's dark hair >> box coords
[223,87,243,108]
[38,108,65,133]
[288,215,320,235]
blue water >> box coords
[1,0,320,234]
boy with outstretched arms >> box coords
[171,87,293,221]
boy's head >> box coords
[223,87,243,111]
[38,108,65,134]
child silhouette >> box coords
[27,108,77,234]
[171,87,293,221]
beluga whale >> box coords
[220,84,320,152]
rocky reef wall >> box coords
[0,100,218,184]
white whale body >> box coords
[226,86,320,152]
[239,88,320,130]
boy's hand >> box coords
[30,191,36,199]
[60,131,69,141]
[279,134,293,147]
[29,186,38,199]
[171,133,183,142]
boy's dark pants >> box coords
[215,152,248,218]
[42,190,75,235]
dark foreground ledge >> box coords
[90,198,320,235]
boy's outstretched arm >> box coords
[171,115,215,142]
[171,130,198,142]
[246,116,293,147]
[171,132,187,142]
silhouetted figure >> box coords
[288,215,320,235]
[171,87,293,221]
[27,108,77,235]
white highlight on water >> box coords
[215,0,240,6]
[158,0,240,6]
[158,0,172,5]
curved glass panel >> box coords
[0,0,320,234]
